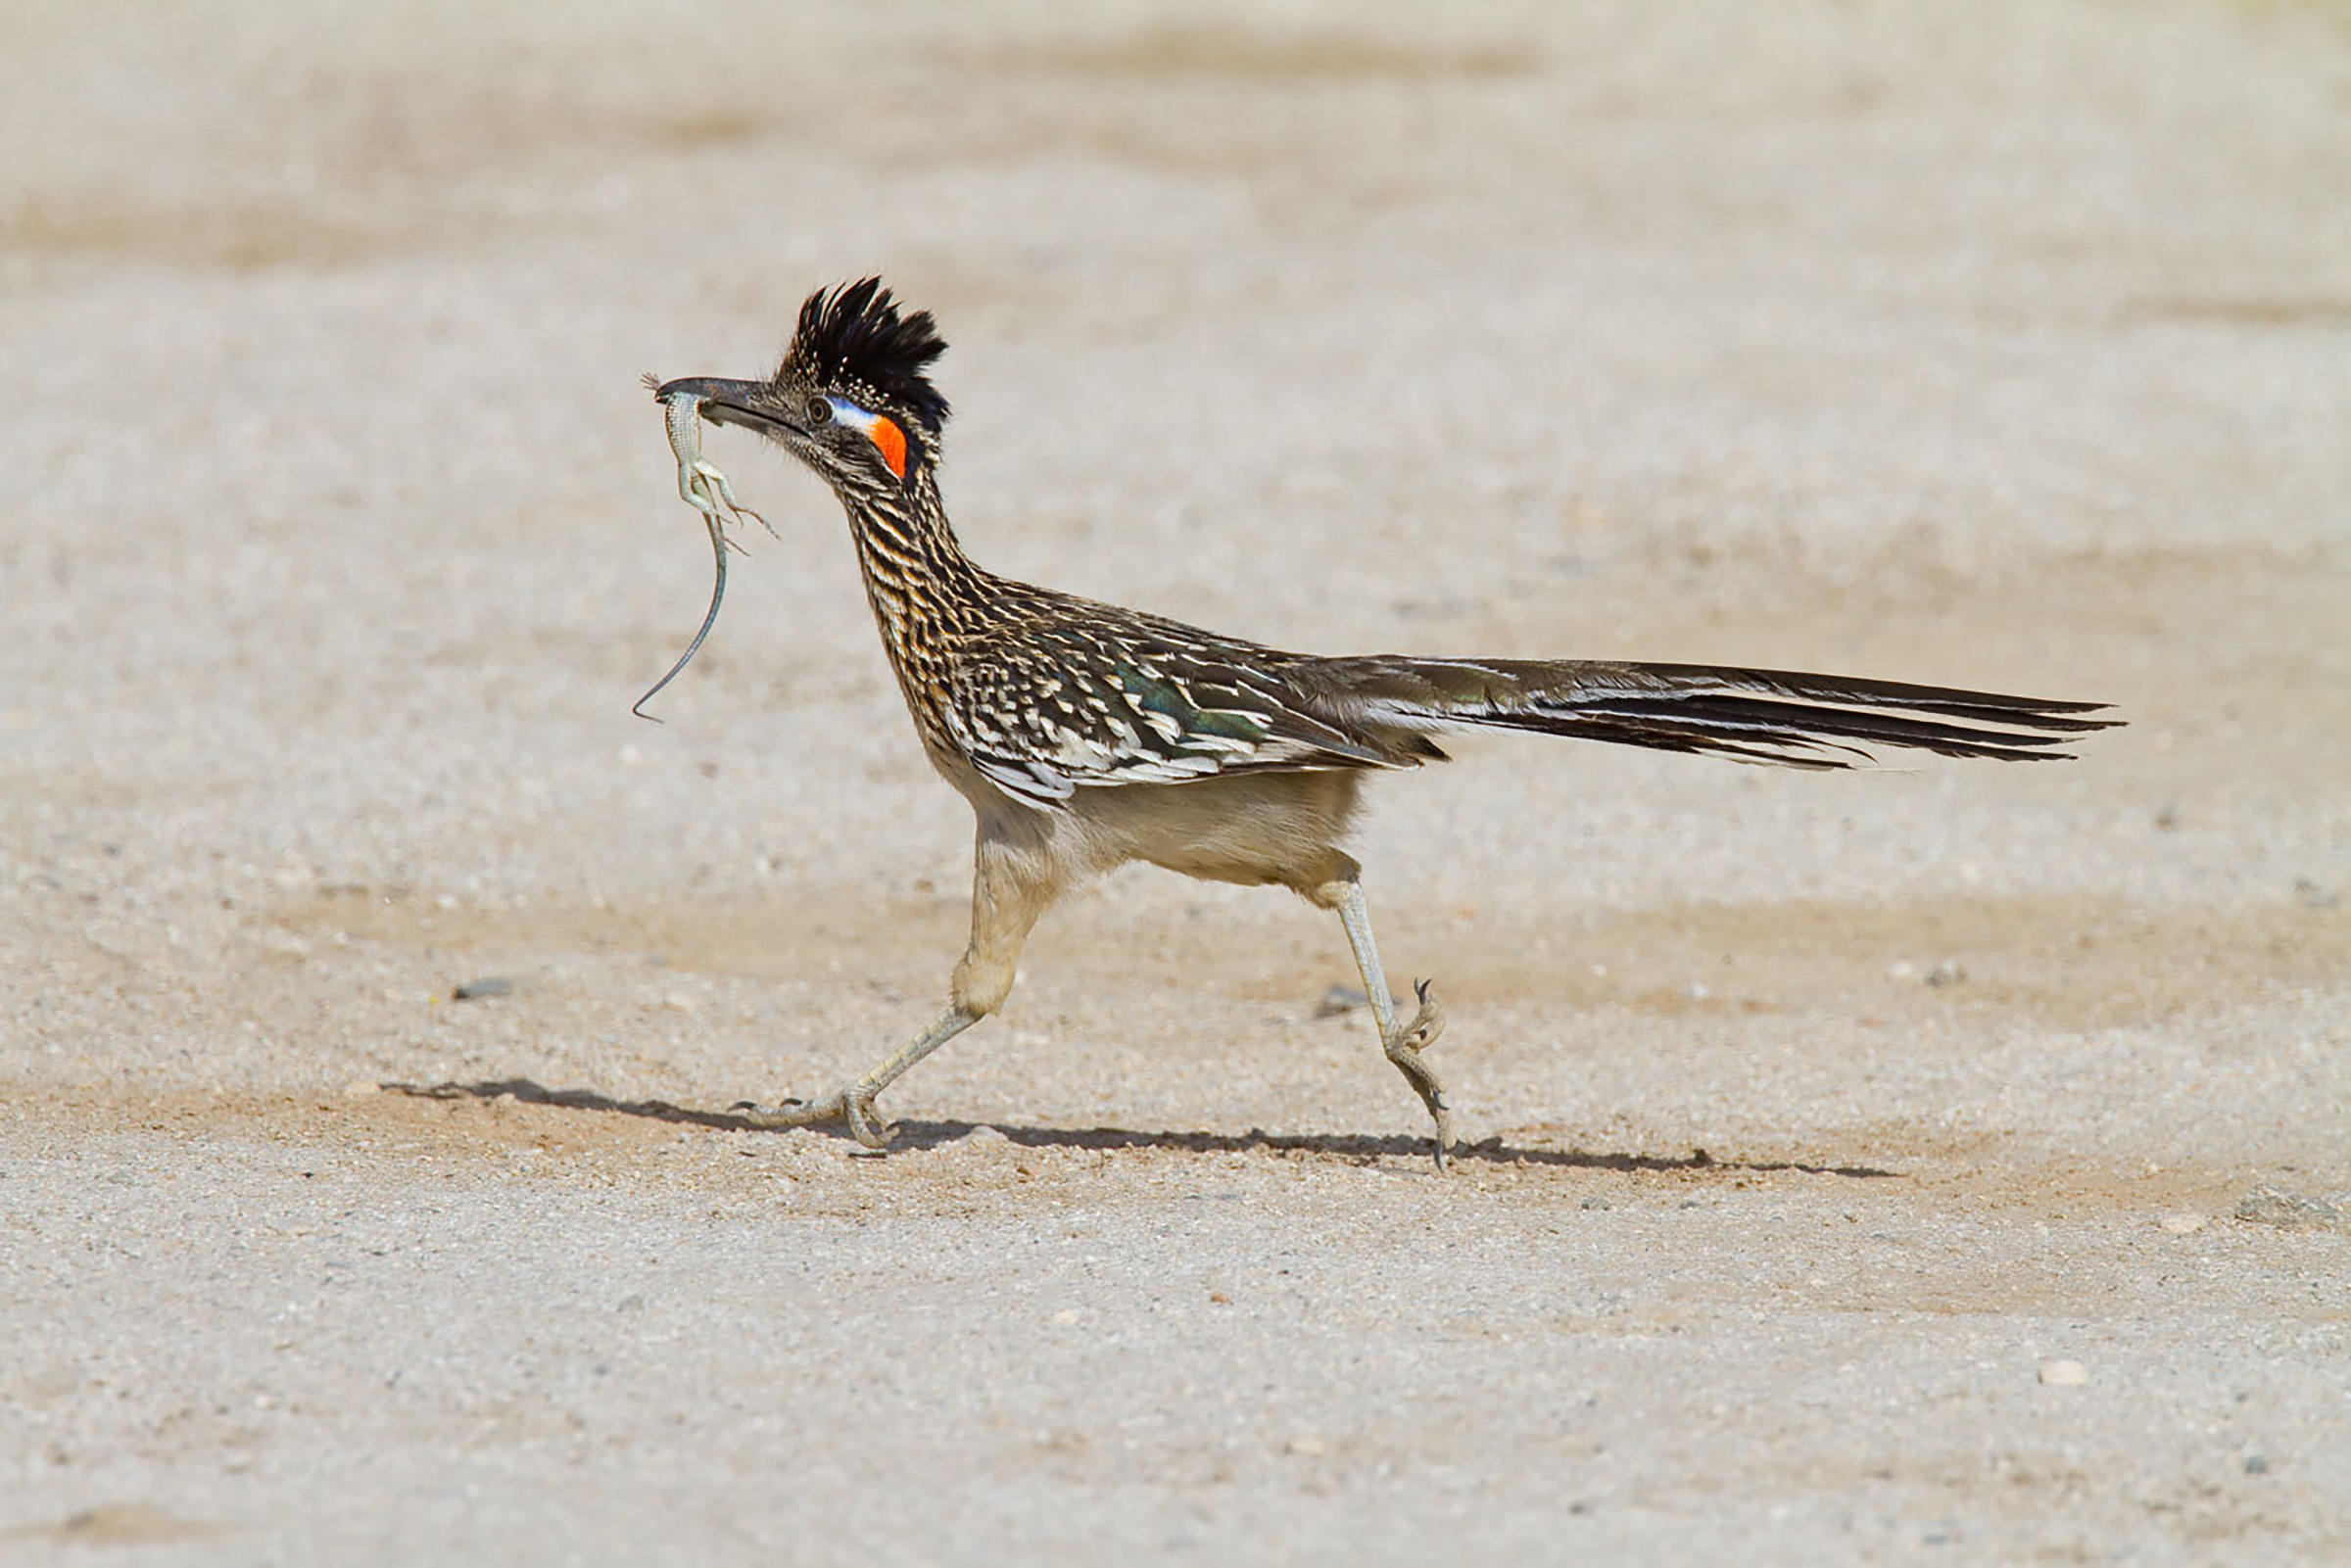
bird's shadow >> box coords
[382,1076,1901,1179]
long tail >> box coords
[1312,657,2120,769]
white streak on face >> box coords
[827,396,879,436]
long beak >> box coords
[652,376,796,436]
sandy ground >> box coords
[5,1,2350,1561]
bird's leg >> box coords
[1322,876,1452,1167]
[735,835,1059,1149]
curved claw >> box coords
[842,1088,895,1150]
[1383,980,1453,1169]
[1399,978,1446,1053]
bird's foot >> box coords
[1382,979,1453,1169]
[730,1082,895,1149]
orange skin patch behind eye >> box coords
[868,415,907,478]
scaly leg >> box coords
[736,834,1059,1148]
[1323,876,1452,1167]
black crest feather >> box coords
[783,278,950,437]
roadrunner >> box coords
[653,279,2116,1164]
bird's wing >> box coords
[943,623,1415,809]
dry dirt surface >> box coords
[5,2,2349,1562]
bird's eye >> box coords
[804,396,834,426]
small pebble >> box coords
[2243,1454,2269,1475]
[2039,1359,2087,1387]
[2158,1212,2205,1235]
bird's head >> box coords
[656,278,949,499]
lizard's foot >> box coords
[681,458,774,539]
[662,390,774,539]
[1381,980,1453,1168]
[731,1083,895,1149]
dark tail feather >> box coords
[1323,657,2121,770]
